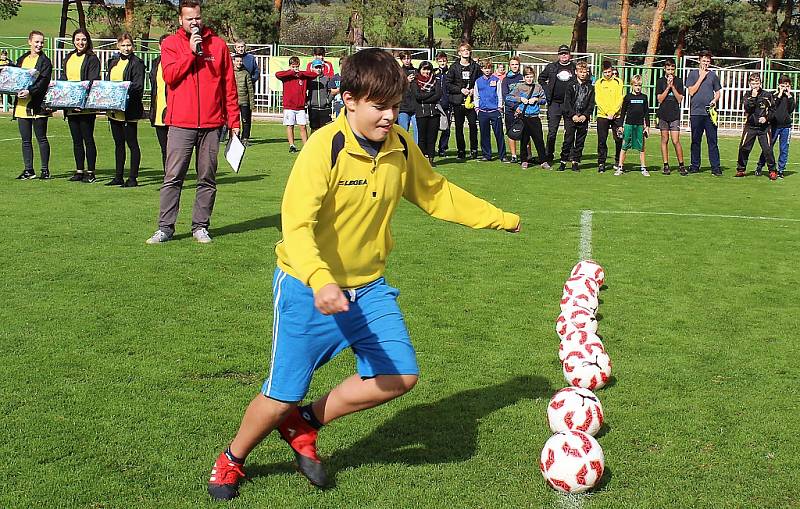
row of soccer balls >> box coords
[540,260,608,494]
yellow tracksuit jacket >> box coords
[276,113,520,291]
[595,76,625,119]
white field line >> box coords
[0,135,69,142]
[579,210,593,260]
[556,493,589,509]
[593,210,800,223]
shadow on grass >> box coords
[211,214,281,238]
[328,375,551,470]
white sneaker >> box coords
[613,167,624,176]
[540,162,551,170]
[641,168,650,177]
[193,228,212,244]
[145,229,171,244]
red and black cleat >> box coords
[278,408,330,489]
[208,451,246,501]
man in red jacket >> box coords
[146,0,240,245]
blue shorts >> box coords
[261,268,419,402]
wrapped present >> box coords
[44,80,91,109]
[0,66,39,94]
[84,80,130,111]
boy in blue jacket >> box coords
[474,59,506,162]
[501,56,524,163]
[507,66,548,169]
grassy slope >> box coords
[0,118,798,508]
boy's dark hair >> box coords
[288,56,300,65]
[312,46,325,57]
[435,51,448,60]
[232,53,244,60]
[418,60,434,72]
[778,74,791,85]
[749,72,761,82]
[159,33,169,44]
[663,58,676,67]
[575,60,588,71]
[71,28,93,53]
[698,50,714,62]
[341,48,406,103]
[178,0,201,14]
[398,51,411,60]
[602,60,613,71]
[523,65,536,76]
[117,32,134,44]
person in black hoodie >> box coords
[538,44,577,165]
[559,61,595,172]
[446,42,480,160]
[757,74,795,179]
[736,73,776,179]
[412,60,442,165]
[397,52,419,143]
[61,28,101,183]
[149,34,169,173]
[105,33,145,187]
[434,52,450,157]
[12,30,52,180]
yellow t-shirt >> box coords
[66,53,93,116]
[108,58,131,122]
[14,54,42,119]
[153,62,167,127]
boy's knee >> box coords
[380,374,418,395]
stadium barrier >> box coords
[2,38,799,132]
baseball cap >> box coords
[311,59,324,67]
[558,45,571,55]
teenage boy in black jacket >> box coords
[559,61,595,172]
[736,73,776,179]
[434,52,450,156]
[446,42,480,160]
[538,44,577,164]
[757,74,795,179]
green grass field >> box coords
[1,117,799,508]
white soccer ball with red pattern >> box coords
[547,387,605,436]
[562,348,612,390]
[560,289,599,313]
[570,260,605,287]
[558,330,604,362]
[540,430,605,493]
[556,307,598,338]
[561,275,599,310]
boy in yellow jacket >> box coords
[206,48,521,501]
[594,60,624,173]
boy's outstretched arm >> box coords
[402,138,520,232]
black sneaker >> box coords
[754,168,763,177]
[510,155,519,164]
[106,177,125,186]
[470,150,478,160]
[69,172,84,182]
[82,172,96,183]
[598,163,606,173]
[437,149,447,157]
[288,145,298,153]
[124,178,138,187]
[571,162,580,172]
[688,167,699,174]
[16,170,36,180]
[456,152,466,161]
[557,162,567,172]
[662,163,671,175]
[679,165,688,176]
[778,172,785,179]
[39,170,51,180]
[711,169,722,177]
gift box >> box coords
[84,80,130,111]
[0,66,39,94]
[44,80,91,109]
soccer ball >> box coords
[540,430,605,493]
[562,275,599,300]
[562,348,612,390]
[558,330,604,362]
[547,387,605,436]
[570,260,605,287]
[556,307,598,338]
[560,289,599,313]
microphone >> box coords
[190,26,203,56]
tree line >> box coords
[1,0,797,59]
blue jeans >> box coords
[478,110,506,160]
[757,126,790,173]
[397,112,418,144]
[690,115,721,172]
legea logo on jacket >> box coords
[339,179,368,186]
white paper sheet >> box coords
[224,133,246,173]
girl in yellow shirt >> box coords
[105,33,145,187]
[13,30,52,180]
